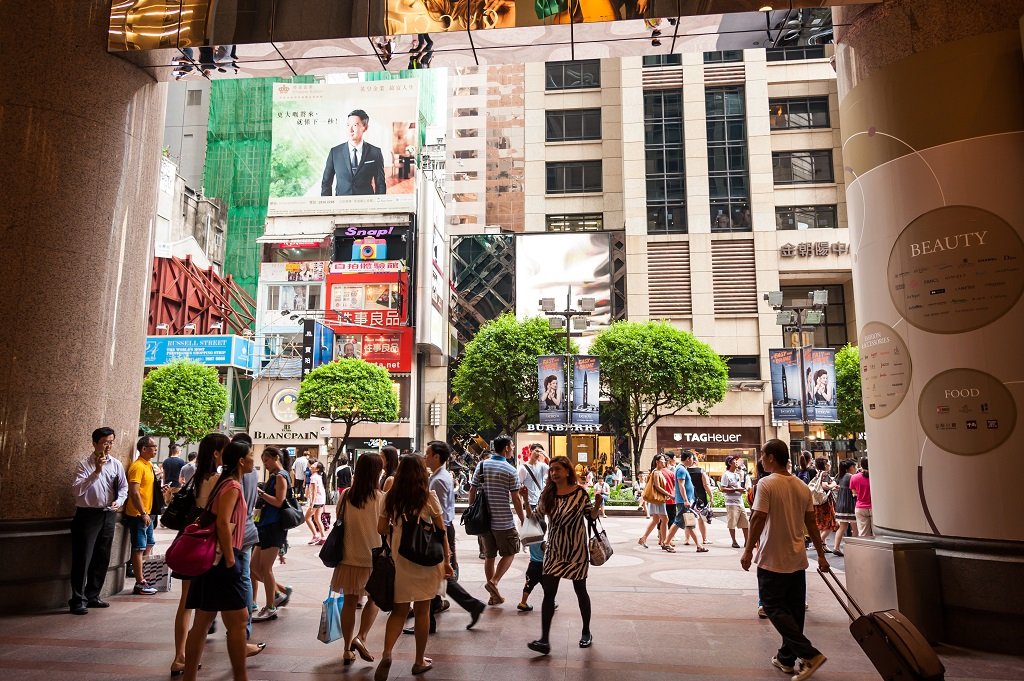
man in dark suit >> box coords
[321,109,387,196]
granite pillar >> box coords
[835,0,1024,654]
[0,0,165,609]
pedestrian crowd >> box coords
[69,426,870,681]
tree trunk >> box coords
[326,420,355,495]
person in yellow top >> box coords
[125,436,159,595]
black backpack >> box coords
[460,462,491,535]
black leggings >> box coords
[540,574,591,642]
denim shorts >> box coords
[124,514,156,551]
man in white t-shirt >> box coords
[741,439,829,681]
[720,455,750,548]
[517,444,549,512]
[291,452,309,497]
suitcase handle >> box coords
[817,568,865,621]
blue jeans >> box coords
[238,546,254,639]
[124,515,156,551]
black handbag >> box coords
[365,539,396,611]
[319,491,347,568]
[277,475,304,530]
[460,462,490,535]
[161,478,198,531]
[398,514,444,567]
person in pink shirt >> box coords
[848,457,873,538]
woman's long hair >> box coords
[196,433,229,482]
[539,456,577,514]
[383,455,429,521]
[207,440,249,501]
[348,453,383,510]
[381,446,399,483]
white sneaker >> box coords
[791,654,827,681]
[252,607,278,622]
[771,656,795,674]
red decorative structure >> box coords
[148,256,256,335]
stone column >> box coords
[0,1,165,609]
[835,0,1024,654]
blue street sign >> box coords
[144,335,257,372]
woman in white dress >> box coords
[375,455,452,680]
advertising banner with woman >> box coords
[538,355,566,425]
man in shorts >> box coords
[469,435,526,606]
[124,437,159,595]
[720,454,750,548]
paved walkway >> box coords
[0,516,1020,681]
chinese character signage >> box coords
[301,320,336,379]
[537,355,566,425]
[780,242,849,257]
[572,356,600,426]
[145,335,257,373]
[270,81,420,216]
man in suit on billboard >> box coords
[321,109,387,196]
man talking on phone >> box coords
[69,427,127,615]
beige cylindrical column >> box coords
[835,0,1024,654]
[0,0,165,608]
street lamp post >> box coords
[764,289,829,457]
[540,288,595,461]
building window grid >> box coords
[704,50,743,63]
[776,205,838,230]
[545,108,602,142]
[545,60,601,90]
[644,90,687,234]
[706,86,751,232]
[546,161,603,194]
[769,97,830,130]
[643,54,682,67]
[766,46,827,61]
[546,213,604,232]
[781,285,847,348]
[773,150,835,185]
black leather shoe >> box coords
[69,605,88,616]
[86,599,110,608]
[527,640,550,655]
[466,603,484,630]
[579,633,593,648]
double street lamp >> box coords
[540,289,596,459]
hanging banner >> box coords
[769,348,802,422]
[301,320,336,379]
[537,355,566,425]
[805,347,839,423]
[572,356,600,426]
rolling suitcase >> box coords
[818,569,944,681]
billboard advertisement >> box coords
[269,80,420,216]
[145,335,256,372]
[537,355,566,425]
[301,320,336,379]
[572,356,600,425]
[260,261,327,282]
[804,347,838,423]
[332,225,411,266]
[516,233,611,353]
[769,348,802,423]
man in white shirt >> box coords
[517,444,549,512]
[291,452,309,497]
[720,455,750,548]
[741,439,829,681]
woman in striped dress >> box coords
[527,456,603,655]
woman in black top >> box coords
[831,459,858,556]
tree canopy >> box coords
[140,361,228,444]
[590,321,728,472]
[296,359,399,485]
[825,343,864,439]
[452,313,576,435]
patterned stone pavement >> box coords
[0,516,1020,681]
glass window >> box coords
[766,46,826,61]
[773,151,835,184]
[775,205,838,230]
[781,285,848,349]
[545,161,602,194]
[545,60,601,90]
[706,86,750,232]
[644,90,686,234]
[546,109,602,142]
[769,97,830,130]
[546,213,604,232]
[266,284,321,313]
[186,89,202,106]
[643,54,682,67]
[726,356,761,380]
[704,50,743,63]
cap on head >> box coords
[725,454,736,466]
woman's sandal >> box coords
[696,547,710,553]
[411,657,433,674]
[351,637,374,662]
[637,538,648,548]
[246,642,267,657]
[661,544,676,553]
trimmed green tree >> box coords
[140,360,229,444]
[296,359,399,486]
[452,313,576,435]
[825,343,864,439]
[590,321,728,473]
